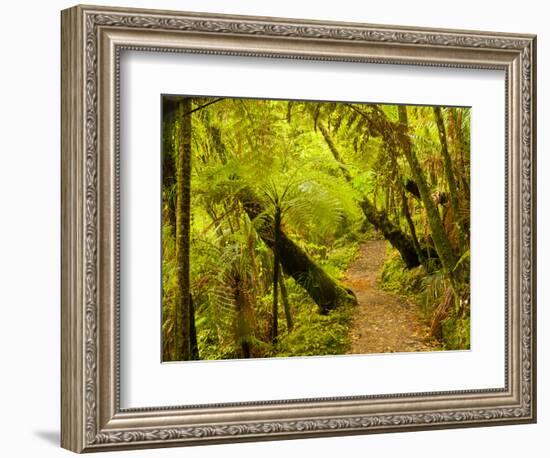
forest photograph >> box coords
[161,95,471,362]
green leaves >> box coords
[276,304,353,357]
[161,95,471,360]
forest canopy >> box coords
[161,96,471,362]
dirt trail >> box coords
[343,240,439,354]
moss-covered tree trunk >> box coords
[385,140,430,269]
[174,98,192,361]
[433,107,466,253]
[359,198,435,268]
[318,120,435,269]
[238,187,357,313]
[398,106,457,276]
[447,108,470,197]
[318,122,353,182]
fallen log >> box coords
[237,186,357,313]
[360,198,438,269]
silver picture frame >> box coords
[61,4,536,453]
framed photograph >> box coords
[61,4,537,453]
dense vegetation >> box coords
[161,96,471,361]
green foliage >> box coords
[162,96,471,360]
[380,250,424,296]
[379,246,470,350]
[441,315,470,350]
[276,303,353,357]
[320,242,360,280]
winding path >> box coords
[343,240,439,354]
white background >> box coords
[0,0,546,457]
[121,53,505,407]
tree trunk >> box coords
[360,198,436,268]
[433,107,466,253]
[162,128,177,238]
[448,108,470,197]
[174,98,193,361]
[400,188,426,267]
[232,273,251,359]
[271,209,281,344]
[398,106,457,276]
[318,122,352,182]
[189,295,199,360]
[386,143,428,269]
[237,186,357,313]
[317,119,436,269]
[278,268,293,331]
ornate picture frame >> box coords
[61,4,536,453]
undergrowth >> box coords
[274,240,359,357]
[196,237,360,360]
[380,246,470,351]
